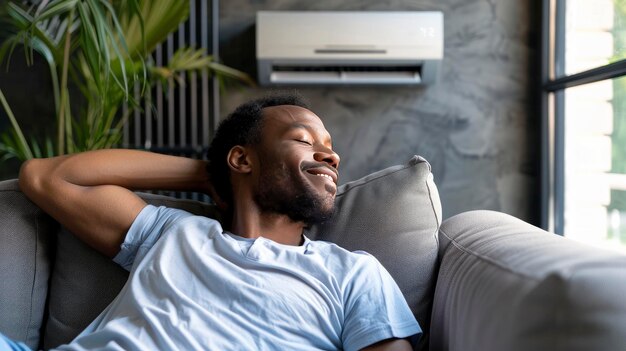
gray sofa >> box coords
[1,156,625,351]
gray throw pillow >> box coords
[306,155,441,351]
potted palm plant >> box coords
[0,0,253,161]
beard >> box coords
[253,162,336,226]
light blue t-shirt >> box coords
[57,205,421,351]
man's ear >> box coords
[227,145,253,174]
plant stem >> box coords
[0,88,34,160]
[57,7,74,156]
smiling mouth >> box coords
[305,166,338,185]
[314,173,335,182]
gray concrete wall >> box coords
[219,0,541,222]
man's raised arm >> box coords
[18,149,212,258]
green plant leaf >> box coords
[7,2,62,64]
[0,36,21,69]
[120,0,189,56]
[36,0,79,22]
[0,88,33,159]
[206,61,256,87]
[30,136,42,159]
[0,132,20,161]
[151,47,256,87]
[88,0,131,94]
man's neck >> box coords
[229,204,305,246]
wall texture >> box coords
[219,0,541,223]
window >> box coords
[543,0,626,253]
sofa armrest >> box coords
[431,210,626,351]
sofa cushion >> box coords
[432,210,626,351]
[306,155,441,350]
[0,180,56,350]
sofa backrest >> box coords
[0,155,441,350]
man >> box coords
[8,94,421,350]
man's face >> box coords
[252,105,340,225]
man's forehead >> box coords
[262,105,325,128]
[261,105,332,143]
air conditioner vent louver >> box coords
[272,65,422,73]
[269,65,423,84]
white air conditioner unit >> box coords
[256,11,444,86]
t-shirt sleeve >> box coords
[112,205,192,271]
[342,253,422,351]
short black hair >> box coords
[206,93,310,208]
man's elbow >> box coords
[19,158,49,199]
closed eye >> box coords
[296,139,312,146]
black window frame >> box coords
[541,0,626,234]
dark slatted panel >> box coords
[123,0,220,201]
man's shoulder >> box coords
[134,205,223,238]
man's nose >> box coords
[314,148,340,170]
